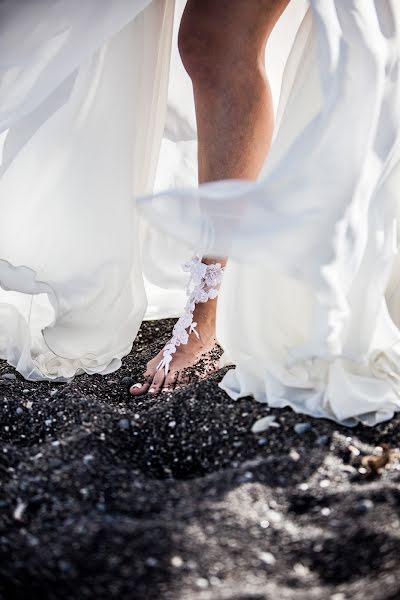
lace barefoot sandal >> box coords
[156,256,225,377]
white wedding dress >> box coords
[1,0,400,426]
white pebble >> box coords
[259,551,276,565]
[171,556,183,567]
[293,563,310,577]
[348,444,360,457]
[251,415,280,434]
[319,479,330,488]
[13,501,27,521]
[267,509,282,523]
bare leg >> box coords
[131,0,289,396]
[181,0,289,183]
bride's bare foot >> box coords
[130,297,222,396]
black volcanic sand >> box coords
[1,319,400,600]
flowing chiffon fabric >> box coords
[1,0,400,426]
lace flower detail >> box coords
[157,256,225,375]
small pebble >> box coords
[117,418,130,431]
[348,444,360,457]
[13,501,27,521]
[293,563,310,577]
[1,373,16,381]
[171,556,183,567]
[267,509,282,523]
[257,437,268,447]
[27,535,39,547]
[259,551,276,565]
[121,376,135,387]
[316,435,330,446]
[58,560,74,574]
[16,407,23,416]
[354,499,374,515]
[251,415,280,434]
[168,420,176,428]
[50,389,58,398]
[294,422,312,435]
[319,479,330,488]
[342,465,356,474]
[145,557,158,568]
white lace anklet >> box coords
[156,256,225,376]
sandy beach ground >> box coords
[1,319,400,600]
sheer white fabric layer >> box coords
[1,1,400,426]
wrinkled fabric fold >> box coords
[0,0,176,380]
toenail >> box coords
[130,383,142,392]
[149,388,156,394]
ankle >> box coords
[157,256,225,376]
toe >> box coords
[129,362,156,396]
[130,381,151,396]
[130,370,154,396]
[147,368,166,396]
[162,371,179,393]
